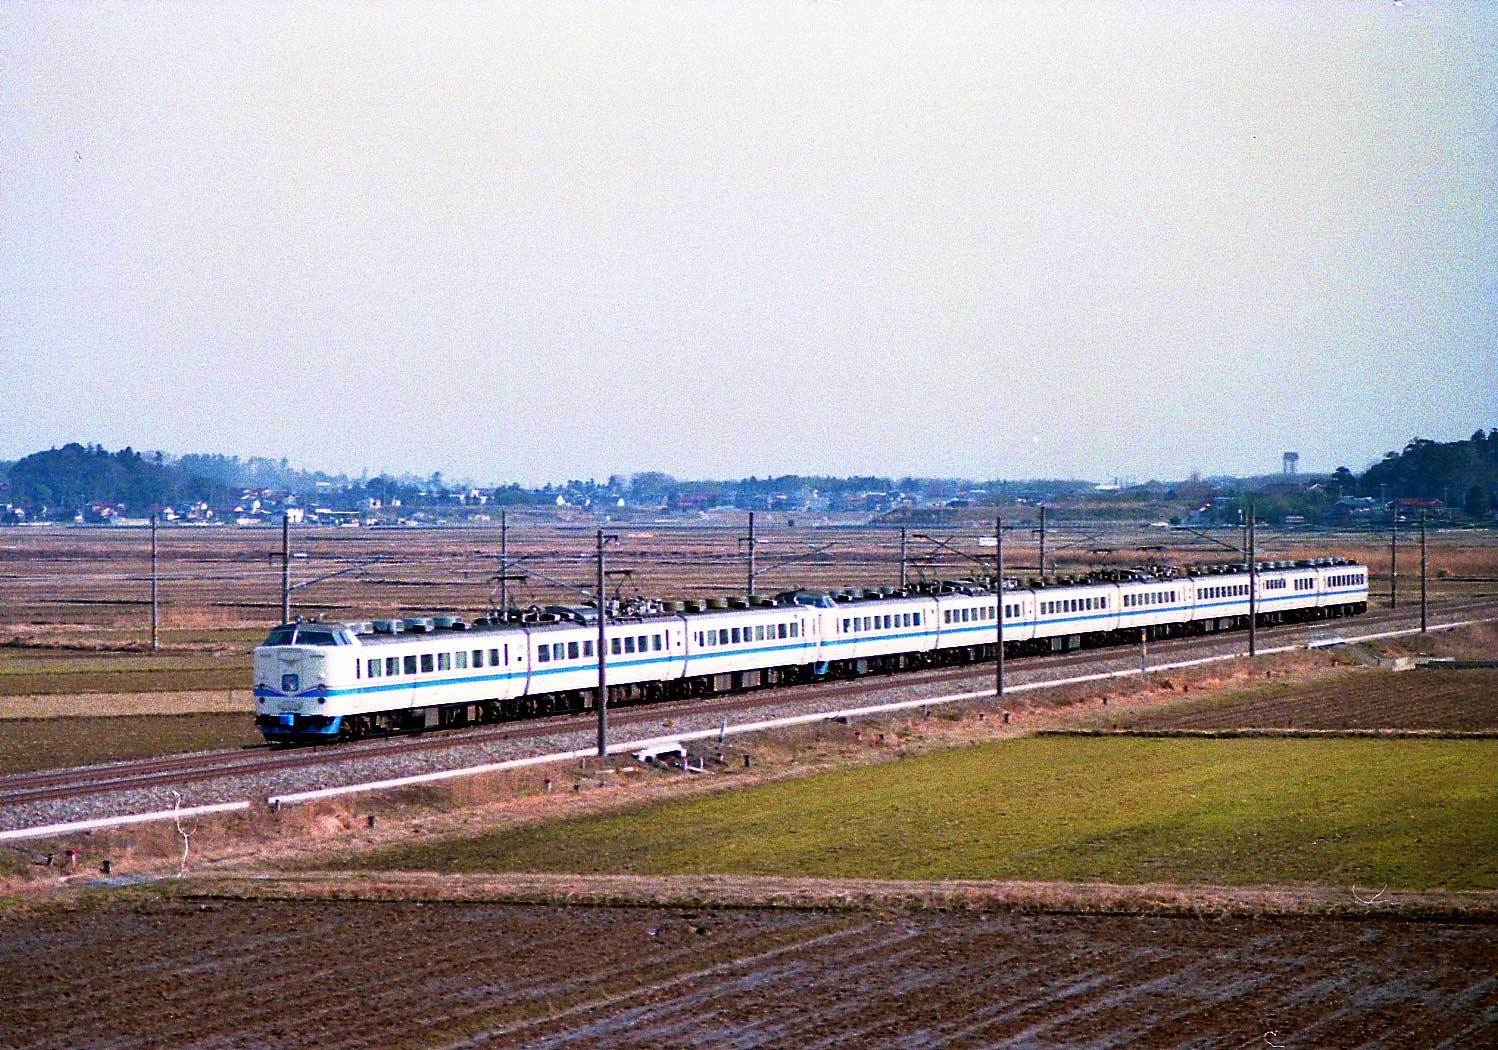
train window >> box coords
[1101,597,1108,609]
[912,613,920,626]
[471,650,483,667]
[611,638,622,655]
[438,653,451,671]
[565,641,578,659]
[456,652,468,669]
[420,654,434,673]
[494,648,504,665]
[387,657,400,676]
[652,634,662,651]
[404,655,418,675]
[752,625,761,641]
[366,659,380,678]
[536,646,550,664]
[778,623,788,638]
[624,636,635,654]
[790,622,800,637]
[584,640,594,657]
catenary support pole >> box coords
[499,510,508,615]
[596,529,609,757]
[281,512,291,624]
[1038,504,1046,576]
[995,515,1005,698]
[746,511,756,598]
[150,513,159,652]
[1390,510,1399,609]
[899,527,907,591]
[1420,509,1428,633]
[1247,501,1257,657]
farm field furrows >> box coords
[1095,668,1498,732]
[1,898,1493,1049]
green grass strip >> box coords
[340,738,1498,891]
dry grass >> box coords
[178,870,1498,922]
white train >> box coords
[253,558,1368,743]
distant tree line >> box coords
[0,444,353,514]
[1355,430,1497,516]
[2,430,1494,520]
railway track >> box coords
[4,597,1493,809]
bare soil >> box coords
[1095,668,1498,733]
[2,891,1493,1049]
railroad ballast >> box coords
[253,558,1369,743]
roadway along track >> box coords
[4,598,1493,809]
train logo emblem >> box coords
[282,673,300,694]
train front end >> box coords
[252,622,357,744]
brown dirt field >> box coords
[0,689,251,719]
[0,713,260,774]
[1091,668,1498,733]
[1,893,1493,1049]
[4,521,1495,661]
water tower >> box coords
[1282,452,1299,476]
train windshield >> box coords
[260,627,346,647]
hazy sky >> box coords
[4,2,1494,485]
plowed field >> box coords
[2,898,1494,1049]
[1103,669,1498,732]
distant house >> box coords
[1321,496,1378,525]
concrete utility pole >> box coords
[1420,509,1428,633]
[499,510,508,614]
[995,515,1005,698]
[150,513,159,652]
[746,511,756,597]
[899,527,907,590]
[1390,510,1399,609]
[1038,504,1047,576]
[281,512,291,625]
[1247,501,1257,658]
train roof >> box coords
[266,557,1364,645]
